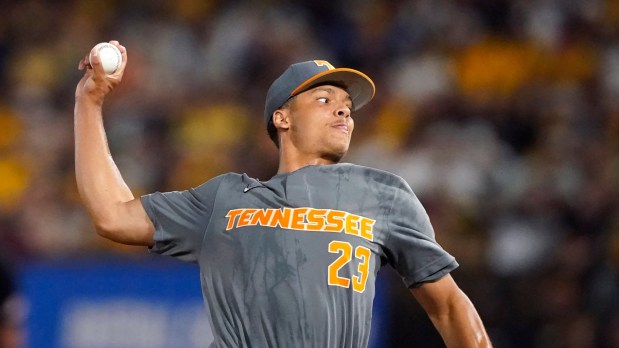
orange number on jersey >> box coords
[352,246,371,293]
[328,241,352,288]
[327,241,371,293]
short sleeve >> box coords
[141,175,226,263]
[383,180,458,288]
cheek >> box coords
[291,118,320,143]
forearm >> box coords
[429,289,491,348]
[74,99,134,231]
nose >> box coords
[336,105,351,118]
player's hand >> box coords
[75,40,127,106]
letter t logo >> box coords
[313,60,335,70]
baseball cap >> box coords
[264,60,375,127]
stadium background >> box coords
[0,0,618,347]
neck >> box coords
[277,148,340,174]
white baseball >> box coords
[90,42,122,75]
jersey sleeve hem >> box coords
[404,257,459,288]
[140,194,163,253]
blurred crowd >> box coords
[0,0,618,346]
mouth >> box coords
[332,123,349,134]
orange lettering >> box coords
[290,208,309,230]
[227,207,375,241]
[345,214,360,237]
[306,209,326,231]
[250,209,274,226]
[269,207,292,229]
[359,217,375,241]
[237,209,258,227]
[225,209,244,230]
[324,210,345,232]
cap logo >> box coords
[313,60,335,70]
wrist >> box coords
[74,98,104,121]
[75,95,104,110]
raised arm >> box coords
[411,274,492,347]
[74,41,154,246]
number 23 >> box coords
[328,241,371,293]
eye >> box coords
[317,97,329,104]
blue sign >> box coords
[20,258,213,348]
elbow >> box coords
[92,216,122,241]
[93,217,137,245]
[89,206,129,243]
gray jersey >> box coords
[141,163,457,348]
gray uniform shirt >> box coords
[141,163,458,348]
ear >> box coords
[273,109,290,131]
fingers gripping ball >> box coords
[90,42,122,75]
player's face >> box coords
[286,85,354,162]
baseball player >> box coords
[75,41,491,347]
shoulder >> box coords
[335,163,412,192]
[190,172,250,196]
[195,172,249,186]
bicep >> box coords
[410,273,462,317]
[96,197,155,246]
